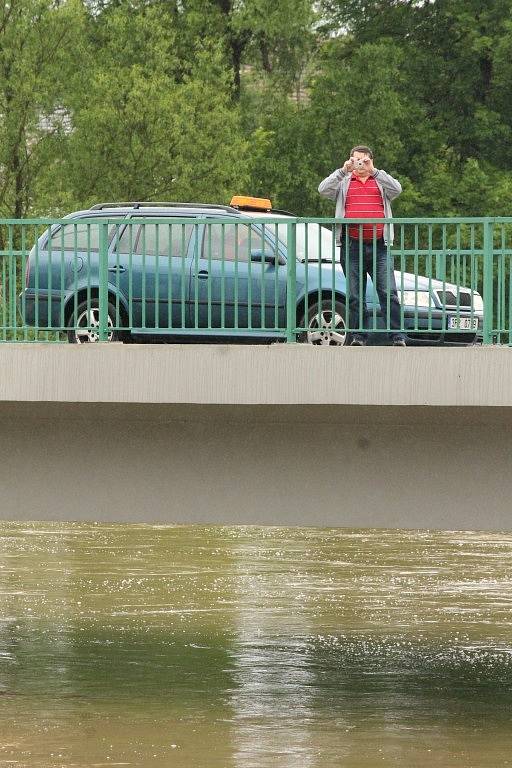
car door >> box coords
[112,218,196,330]
[189,220,287,333]
[38,218,121,329]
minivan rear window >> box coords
[49,220,121,252]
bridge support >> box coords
[0,344,511,530]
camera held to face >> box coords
[352,157,367,170]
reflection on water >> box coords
[230,542,315,768]
[0,524,511,767]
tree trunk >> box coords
[259,35,272,74]
[231,35,244,99]
[13,142,25,220]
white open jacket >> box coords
[318,167,402,245]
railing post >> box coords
[286,220,297,342]
[435,252,446,282]
[482,218,494,345]
[99,221,109,342]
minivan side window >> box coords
[203,222,263,262]
[117,222,194,256]
[49,221,119,251]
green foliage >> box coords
[0,0,511,218]
[0,0,86,217]
[307,40,406,168]
[50,4,247,208]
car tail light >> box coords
[25,253,31,287]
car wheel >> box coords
[298,299,348,346]
[67,300,122,344]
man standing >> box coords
[318,146,406,346]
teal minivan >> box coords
[21,199,484,345]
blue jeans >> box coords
[340,238,404,341]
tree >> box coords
[0,0,86,218]
[2,0,511,220]
[60,5,248,206]
[175,0,316,99]
[319,0,512,164]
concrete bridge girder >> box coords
[0,344,510,531]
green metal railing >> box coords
[1,215,511,345]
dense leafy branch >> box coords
[0,0,511,217]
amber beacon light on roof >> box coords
[230,195,272,211]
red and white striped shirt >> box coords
[345,174,385,241]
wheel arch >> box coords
[64,288,129,326]
[296,289,346,325]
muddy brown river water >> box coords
[0,523,511,767]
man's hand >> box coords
[342,158,354,173]
[363,156,375,174]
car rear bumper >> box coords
[20,290,65,328]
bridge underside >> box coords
[0,345,511,531]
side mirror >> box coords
[250,248,277,264]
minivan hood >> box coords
[314,261,477,296]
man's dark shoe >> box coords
[351,336,366,346]
[393,336,406,347]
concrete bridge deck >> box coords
[0,344,511,531]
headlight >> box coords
[399,291,434,307]
[472,293,484,312]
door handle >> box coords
[108,265,126,273]
[198,270,209,279]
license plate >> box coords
[448,316,478,330]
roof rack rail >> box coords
[89,201,237,213]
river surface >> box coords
[0,523,511,767]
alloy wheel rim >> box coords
[74,308,114,343]
[307,309,347,345]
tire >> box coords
[67,299,124,344]
[298,298,348,346]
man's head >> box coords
[350,145,373,177]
